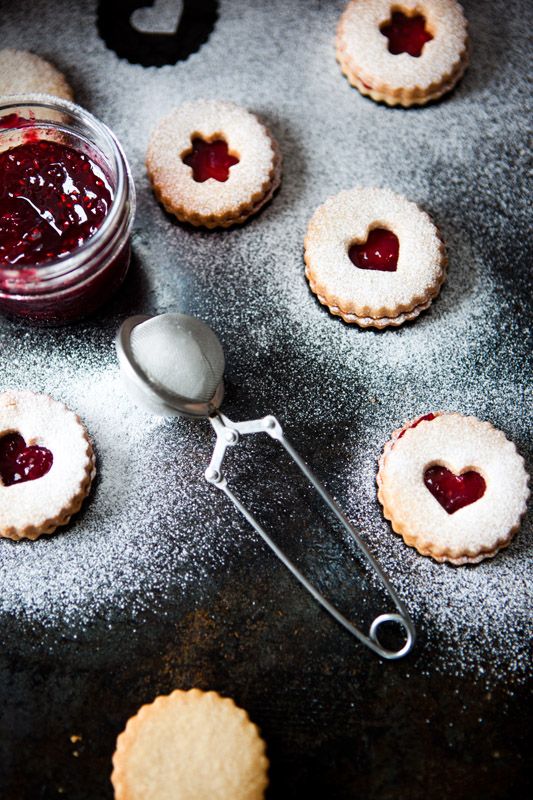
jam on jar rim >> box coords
[0,94,133,286]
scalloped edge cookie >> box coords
[377,412,530,564]
[336,0,469,107]
[146,99,282,228]
[0,391,95,541]
[304,186,447,328]
[111,688,269,800]
[0,49,73,101]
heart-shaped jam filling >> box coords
[0,432,53,487]
[349,228,399,272]
[424,466,486,514]
[182,138,239,183]
[380,11,433,57]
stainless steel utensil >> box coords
[116,312,415,659]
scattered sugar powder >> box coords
[0,362,247,631]
[0,0,530,686]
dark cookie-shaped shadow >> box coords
[97,0,218,67]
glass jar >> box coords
[0,95,136,323]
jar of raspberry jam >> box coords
[0,96,135,322]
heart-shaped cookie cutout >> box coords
[182,137,239,182]
[0,432,53,486]
[424,465,486,514]
[130,0,183,35]
[349,228,399,272]
[380,10,433,58]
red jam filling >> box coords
[380,11,433,57]
[424,466,486,514]
[0,139,113,267]
[0,113,36,132]
[0,432,53,486]
[392,414,486,513]
[182,138,239,182]
[398,413,436,439]
[349,228,399,272]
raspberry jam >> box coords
[424,466,486,514]
[182,138,239,182]
[0,432,53,486]
[0,140,113,267]
[0,113,35,131]
[398,413,436,440]
[0,97,135,323]
[349,228,399,272]
[380,11,433,57]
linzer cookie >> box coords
[146,100,281,228]
[377,413,530,564]
[111,688,269,800]
[0,391,95,541]
[304,187,446,328]
[0,49,73,100]
[336,0,469,106]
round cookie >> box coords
[0,49,73,100]
[336,0,469,107]
[146,99,282,228]
[111,688,269,800]
[0,391,95,541]
[377,412,530,564]
[304,187,447,328]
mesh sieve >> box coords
[129,313,224,405]
[116,311,415,658]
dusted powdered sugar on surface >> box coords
[0,359,243,626]
[0,0,530,686]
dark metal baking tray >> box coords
[0,1,531,797]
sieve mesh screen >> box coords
[129,313,224,404]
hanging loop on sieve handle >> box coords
[205,412,415,660]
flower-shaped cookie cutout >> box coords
[304,186,447,328]
[0,391,95,541]
[146,99,282,228]
[336,0,469,106]
[377,413,530,564]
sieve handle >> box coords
[205,412,415,660]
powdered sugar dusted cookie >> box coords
[0,49,73,100]
[304,186,446,328]
[336,0,469,106]
[146,99,282,228]
[0,391,95,541]
[111,688,269,800]
[377,412,529,564]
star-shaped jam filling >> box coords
[380,10,433,57]
[182,137,239,182]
